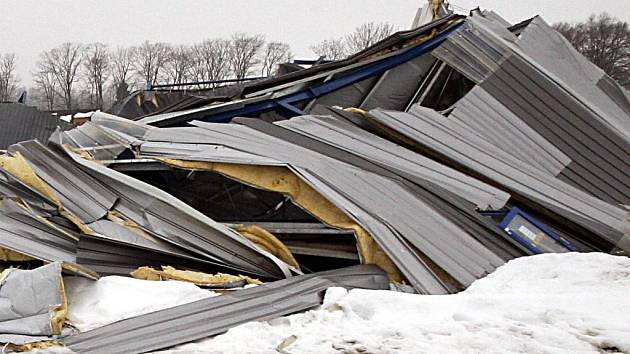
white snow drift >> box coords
[158,253,630,354]
[30,252,630,354]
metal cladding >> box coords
[0,262,65,345]
[60,110,522,294]
[0,9,628,353]
[65,265,389,354]
[0,198,77,263]
[0,103,72,150]
[368,106,628,250]
[432,14,630,205]
[0,139,292,279]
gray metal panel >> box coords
[273,115,527,259]
[0,198,77,263]
[9,140,118,223]
[480,55,630,204]
[141,123,450,293]
[76,234,240,277]
[62,123,129,161]
[277,114,510,210]
[369,107,627,247]
[432,17,512,83]
[449,86,572,176]
[58,145,291,279]
[65,265,389,354]
[86,219,184,254]
[0,103,72,150]
[0,262,63,342]
[310,75,380,109]
[0,167,58,216]
[186,120,505,291]
[596,76,630,118]
[432,15,630,204]
[359,54,437,111]
[90,111,151,139]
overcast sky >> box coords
[2,0,629,87]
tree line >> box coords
[31,34,292,111]
[0,14,627,112]
[1,21,397,111]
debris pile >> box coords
[0,9,628,354]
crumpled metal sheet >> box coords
[431,13,630,205]
[0,262,64,344]
[276,114,510,210]
[58,143,292,279]
[0,198,77,263]
[369,106,628,250]
[9,140,117,224]
[65,265,389,354]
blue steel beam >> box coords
[194,21,464,123]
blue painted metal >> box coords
[497,207,578,253]
[193,21,464,123]
[276,101,307,117]
[477,209,509,217]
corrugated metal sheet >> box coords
[10,140,118,223]
[432,17,511,83]
[429,13,630,205]
[76,234,239,276]
[0,103,72,150]
[277,114,510,210]
[448,86,572,176]
[57,143,291,279]
[274,115,527,260]
[145,120,507,292]
[65,265,389,354]
[0,198,77,263]
[369,106,628,250]
[480,55,630,204]
[516,17,630,139]
[1,137,292,279]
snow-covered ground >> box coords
[157,253,630,354]
[30,252,630,353]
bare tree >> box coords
[261,41,292,76]
[83,43,110,109]
[554,13,630,87]
[32,65,58,110]
[0,53,20,102]
[133,41,171,88]
[310,38,347,61]
[111,46,136,101]
[228,33,265,80]
[190,39,231,87]
[345,22,396,54]
[164,44,192,84]
[41,42,83,109]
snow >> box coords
[154,253,630,354]
[64,275,216,332]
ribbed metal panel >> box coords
[65,265,389,354]
[369,106,627,250]
[0,103,72,150]
[431,14,630,205]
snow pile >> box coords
[64,275,215,331]
[157,253,630,354]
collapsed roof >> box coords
[0,8,628,352]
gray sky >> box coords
[1,0,629,87]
